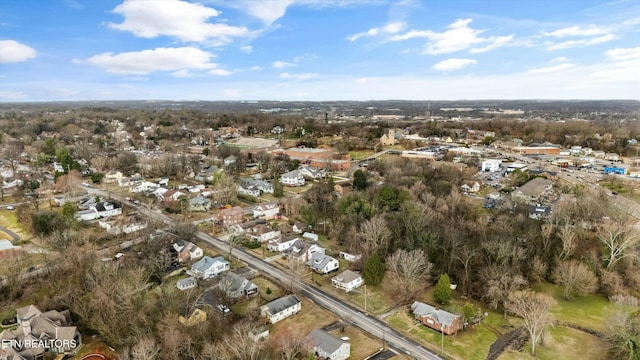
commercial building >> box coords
[481,159,502,172]
[513,146,561,155]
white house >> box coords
[187,256,230,279]
[280,170,305,187]
[285,240,325,263]
[252,203,280,220]
[260,295,301,324]
[311,329,351,360]
[302,232,319,242]
[339,251,361,262]
[246,225,281,243]
[176,277,197,291]
[331,270,363,292]
[238,184,260,197]
[98,216,147,235]
[173,240,204,262]
[76,201,123,221]
[299,165,325,179]
[307,253,339,274]
[481,159,502,172]
[267,235,299,252]
[131,181,158,193]
[224,155,238,167]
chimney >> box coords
[22,318,31,337]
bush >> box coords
[266,287,272,295]
[237,194,257,203]
[241,240,262,249]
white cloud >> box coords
[240,45,253,53]
[542,25,610,38]
[230,0,375,26]
[209,68,232,76]
[273,61,295,68]
[469,35,514,53]
[385,18,513,55]
[85,47,227,75]
[526,63,575,74]
[347,22,406,41]
[431,58,477,72]
[546,34,617,50]
[250,66,263,70]
[605,46,640,61]
[0,40,37,63]
[280,72,318,80]
[172,69,196,78]
[108,0,252,44]
[550,56,571,64]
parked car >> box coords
[5,206,14,210]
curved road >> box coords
[90,187,444,360]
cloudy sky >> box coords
[1,0,639,101]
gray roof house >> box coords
[0,305,82,359]
[307,253,339,274]
[411,301,463,335]
[187,256,230,279]
[311,329,351,360]
[218,272,258,299]
[189,195,212,212]
[177,276,197,291]
[260,294,302,324]
[511,177,553,203]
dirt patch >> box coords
[487,327,526,360]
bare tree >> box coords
[360,214,391,256]
[215,173,237,205]
[554,260,597,300]
[597,222,640,269]
[130,336,159,360]
[221,321,265,360]
[455,245,477,296]
[386,248,432,300]
[481,265,528,317]
[507,291,555,356]
[557,222,577,260]
[267,323,312,360]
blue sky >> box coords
[1,0,639,101]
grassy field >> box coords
[499,325,608,360]
[0,210,32,242]
[532,282,611,332]
[350,150,375,160]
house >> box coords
[511,178,553,203]
[0,239,22,258]
[481,159,502,172]
[157,177,169,186]
[178,308,207,327]
[267,235,299,252]
[302,232,318,242]
[250,326,270,342]
[238,183,260,197]
[173,240,204,262]
[311,329,351,360]
[75,200,122,221]
[216,206,245,226]
[224,155,238,167]
[131,180,158,193]
[529,205,552,219]
[98,215,147,235]
[246,225,281,243]
[103,170,123,183]
[331,270,363,292]
[283,239,325,262]
[218,272,258,299]
[411,301,463,335]
[162,189,188,202]
[460,181,481,193]
[0,305,82,359]
[338,252,361,262]
[299,165,325,179]
[260,294,302,324]
[187,256,230,279]
[252,179,273,194]
[252,203,280,220]
[176,276,197,291]
[78,196,100,210]
[307,253,339,274]
[195,166,222,182]
[271,125,284,135]
[292,222,306,234]
[189,196,212,212]
[280,170,305,187]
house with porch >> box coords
[246,225,281,243]
[252,203,280,220]
[218,272,258,299]
[76,200,122,221]
[260,295,301,324]
[173,240,204,262]
[331,270,363,292]
[307,253,339,274]
[187,256,230,279]
[267,235,299,252]
[280,170,305,187]
[283,240,325,262]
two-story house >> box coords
[252,203,280,220]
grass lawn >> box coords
[350,150,375,159]
[532,283,611,332]
[269,296,339,335]
[0,210,32,241]
[499,325,608,360]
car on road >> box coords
[5,206,14,210]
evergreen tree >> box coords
[434,273,452,304]
[363,252,385,286]
[353,169,368,191]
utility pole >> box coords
[364,284,367,314]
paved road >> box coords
[87,187,444,360]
